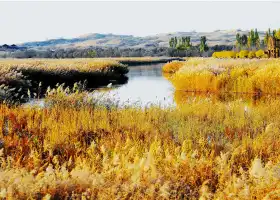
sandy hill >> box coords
[21,30,266,49]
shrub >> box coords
[255,50,265,58]
[212,51,237,59]
[263,54,269,58]
[238,50,249,58]
[212,52,217,58]
[162,61,185,73]
[248,51,256,59]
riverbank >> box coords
[114,57,184,66]
[0,59,129,103]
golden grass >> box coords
[0,59,128,103]
[1,88,280,198]
[162,61,185,73]
[169,58,280,94]
[0,58,126,73]
[108,57,168,61]
[106,57,182,65]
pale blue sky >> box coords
[0,1,280,44]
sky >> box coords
[0,1,280,44]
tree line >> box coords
[169,36,209,52]
[0,44,233,59]
[235,28,280,51]
[0,47,169,58]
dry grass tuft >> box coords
[162,61,185,73]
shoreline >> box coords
[118,57,184,66]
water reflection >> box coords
[174,90,280,107]
[93,64,175,107]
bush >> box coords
[212,52,217,58]
[263,54,269,58]
[213,50,267,59]
[212,51,237,58]
[248,51,256,59]
[162,61,185,73]
[238,50,249,58]
[256,50,265,58]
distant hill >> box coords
[20,30,266,49]
[0,44,27,51]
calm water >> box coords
[93,63,176,107]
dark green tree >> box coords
[184,36,192,48]
[254,29,260,48]
[247,30,255,49]
[176,36,192,50]
[88,50,97,58]
[169,38,175,48]
[273,30,276,37]
[264,28,271,46]
[174,37,178,48]
[241,34,248,48]
[199,36,208,52]
[236,33,241,49]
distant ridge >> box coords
[0,44,26,51]
[20,30,266,49]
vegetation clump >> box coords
[169,58,280,94]
[237,50,249,58]
[0,59,129,102]
[213,50,268,59]
[255,49,265,58]
[212,51,237,58]
[162,61,185,73]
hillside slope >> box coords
[21,30,265,49]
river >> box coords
[92,63,176,107]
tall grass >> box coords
[112,57,183,65]
[0,59,127,72]
[0,88,280,198]
[168,58,280,94]
[0,59,129,102]
[162,61,185,73]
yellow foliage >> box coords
[212,50,263,59]
[248,51,256,59]
[255,50,266,58]
[275,29,280,40]
[162,61,185,73]
[238,50,249,58]
[212,51,237,58]
[171,58,280,94]
[0,58,126,72]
